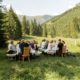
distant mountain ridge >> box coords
[17,15,54,24]
[43,4,80,36]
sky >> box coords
[2,0,80,16]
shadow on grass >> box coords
[0,51,80,80]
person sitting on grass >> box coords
[57,39,63,56]
[41,39,46,49]
[8,40,17,54]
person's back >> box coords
[58,42,63,54]
[19,40,29,54]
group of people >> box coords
[8,39,39,57]
[8,38,68,58]
[41,39,68,55]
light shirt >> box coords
[64,44,68,50]
[8,44,16,52]
[41,42,45,48]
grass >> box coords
[0,35,80,80]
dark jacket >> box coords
[19,42,29,54]
[58,43,63,53]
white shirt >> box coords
[41,42,45,48]
[64,44,68,50]
[8,44,16,52]
[47,43,52,50]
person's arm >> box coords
[33,44,36,50]
[57,44,59,50]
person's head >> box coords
[30,41,33,43]
[19,39,22,43]
[36,41,38,44]
[58,39,61,43]
[62,40,65,44]
[50,40,53,43]
[54,40,56,43]
[43,39,46,42]
[21,39,24,43]
[46,40,49,43]
[33,40,36,44]
[10,40,14,44]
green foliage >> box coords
[1,35,80,80]
[6,6,22,39]
[0,2,7,48]
[43,24,47,37]
[50,26,56,38]
[43,5,80,38]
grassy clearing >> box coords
[0,35,80,80]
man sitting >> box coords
[19,39,29,54]
[44,40,49,49]
[57,39,63,56]
[41,39,46,49]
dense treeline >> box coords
[43,4,80,38]
[0,5,7,48]
[22,16,43,37]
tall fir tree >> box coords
[71,17,79,38]
[43,24,47,37]
[30,20,34,35]
[0,2,7,48]
[7,6,22,39]
[50,26,56,38]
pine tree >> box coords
[43,24,47,37]
[22,16,27,35]
[50,26,56,38]
[33,19,38,36]
[7,6,22,39]
[37,23,43,36]
[71,17,79,38]
[30,20,33,35]
[0,3,7,48]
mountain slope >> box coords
[43,4,80,36]
[17,15,54,24]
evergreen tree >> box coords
[33,19,37,36]
[50,26,56,38]
[71,17,79,38]
[43,24,47,37]
[30,20,33,35]
[22,16,27,35]
[0,2,7,48]
[7,6,22,39]
[37,23,43,36]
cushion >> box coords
[6,53,17,57]
[35,51,42,56]
[47,51,55,55]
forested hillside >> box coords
[18,15,54,24]
[43,4,80,38]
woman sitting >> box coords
[8,40,17,54]
[52,40,58,52]
[62,41,68,51]
[44,40,53,52]
[30,40,38,55]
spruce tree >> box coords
[71,17,79,38]
[0,3,7,48]
[43,24,47,37]
[50,26,56,38]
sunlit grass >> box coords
[0,35,80,80]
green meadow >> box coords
[0,35,80,80]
